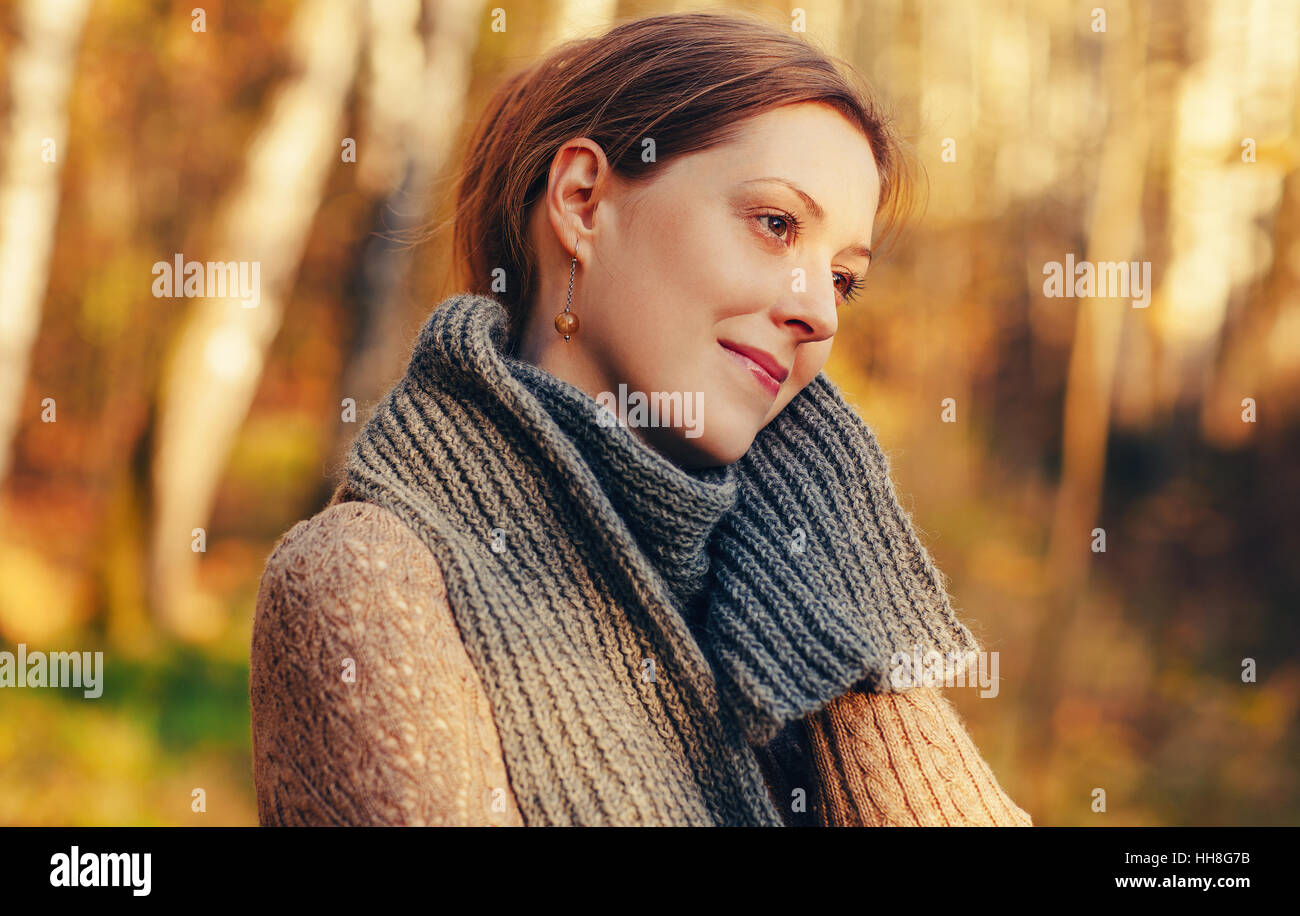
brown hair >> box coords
[443,10,921,351]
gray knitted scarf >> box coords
[343,292,980,826]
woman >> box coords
[249,10,1033,827]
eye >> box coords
[755,209,867,306]
[756,211,798,242]
[835,270,866,304]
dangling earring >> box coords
[554,250,579,341]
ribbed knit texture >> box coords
[705,365,984,745]
[509,357,735,633]
[342,292,981,826]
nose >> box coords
[773,266,839,342]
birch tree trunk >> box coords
[148,0,365,639]
[1020,0,1152,816]
[315,0,490,507]
[0,0,91,485]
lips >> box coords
[719,339,788,397]
[719,340,788,383]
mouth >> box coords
[718,340,787,398]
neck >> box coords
[506,354,738,618]
[512,337,718,470]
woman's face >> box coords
[518,101,882,468]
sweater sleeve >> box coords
[249,500,525,826]
[802,686,1034,826]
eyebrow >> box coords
[740,176,873,262]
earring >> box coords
[554,253,579,341]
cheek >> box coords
[764,340,831,420]
[791,339,832,387]
[673,210,755,294]
[625,216,724,324]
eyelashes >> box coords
[754,209,867,305]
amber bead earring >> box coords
[554,249,579,341]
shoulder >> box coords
[250,500,524,826]
[252,501,458,688]
[260,499,441,597]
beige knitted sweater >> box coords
[249,488,1034,827]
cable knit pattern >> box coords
[330,292,986,826]
[250,494,1032,827]
[250,291,1033,826]
[803,686,1034,826]
[251,501,524,826]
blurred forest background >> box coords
[1,0,1297,826]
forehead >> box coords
[663,103,881,224]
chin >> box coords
[633,382,768,468]
[685,444,743,469]
[681,423,759,468]
[639,422,740,469]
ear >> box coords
[542,137,612,263]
